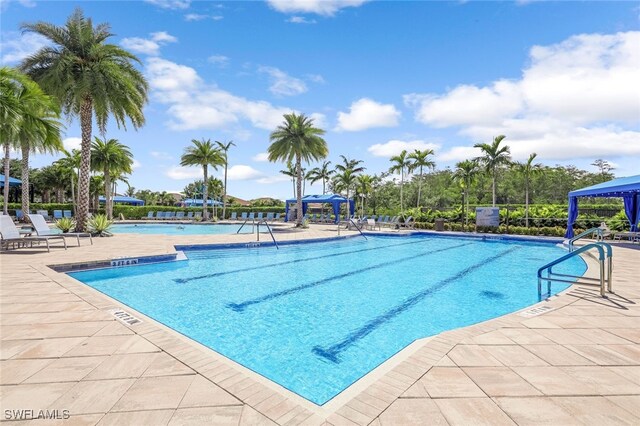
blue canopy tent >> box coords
[183,198,222,207]
[565,174,640,238]
[99,195,145,206]
[284,194,355,223]
[0,174,22,187]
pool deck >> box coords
[1,224,639,425]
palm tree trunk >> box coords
[465,178,470,228]
[20,143,30,219]
[322,178,325,195]
[400,169,404,212]
[202,165,209,220]
[492,168,497,207]
[3,142,10,215]
[295,155,303,226]
[70,174,76,215]
[222,162,228,219]
[417,166,423,208]
[104,169,111,220]
[525,177,529,228]
[76,97,93,232]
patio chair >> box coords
[165,211,176,220]
[15,209,24,221]
[28,214,92,246]
[53,210,63,220]
[273,213,281,221]
[386,216,400,228]
[146,211,155,220]
[266,212,274,221]
[613,231,639,243]
[175,212,185,220]
[0,215,67,252]
[63,210,72,218]
[401,216,415,229]
[595,222,612,240]
[248,212,255,220]
[194,212,202,220]
[257,212,263,220]
[155,211,165,220]
[240,212,248,221]
[230,212,237,220]
[186,211,194,219]
[367,218,381,231]
[36,210,51,221]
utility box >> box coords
[435,218,445,231]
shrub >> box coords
[54,217,75,233]
[88,214,114,236]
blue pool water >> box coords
[111,223,248,235]
[69,234,585,405]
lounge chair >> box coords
[175,212,185,220]
[401,216,415,229]
[53,210,63,220]
[1,215,67,252]
[28,214,92,246]
[273,213,281,222]
[165,211,176,220]
[257,212,263,220]
[155,211,165,220]
[230,212,237,220]
[248,212,255,220]
[595,222,611,240]
[386,216,400,228]
[186,211,194,219]
[240,212,248,221]
[146,211,155,220]
[194,212,202,220]
[367,218,381,231]
[613,231,639,243]
[36,210,50,221]
[63,210,72,218]
[266,212,274,221]
[15,209,24,221]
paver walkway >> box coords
[1,226,639,425]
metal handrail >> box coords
[256,219,278,249]
[568,227,602,252]
[348,218,367,240]
[236,218,253,234]
[537,242,612,299]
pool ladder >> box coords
[537,242,612,299]
[567,227,605,252]
[237,218,279,249]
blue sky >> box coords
[1,0,639,200]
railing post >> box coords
[599,258,605,297]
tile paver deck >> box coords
[1,224,639,424]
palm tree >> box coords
[1,67,63,215]
[356,174,374,216]
[91,137,133,219]
[180,139,224,220]
[335,155,365,174]
[215,140,235,219]
[54,149,81,213]
[513,153,542,227]
[332,169,358,217]
[389,150,412,212]
[279,162,297,198]
[21,9,148,231]
[408,149,436,207]
[474,135,511,207]
[308,160,334,195]
[268,113,328,226]
[125,185,136,197]
[454,160,479,227]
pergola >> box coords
[565,174,640,238]
[0,174,22,187]
[285,194,355,224]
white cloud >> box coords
[252,152,270,162]
[208,55,229,67]
[287,16,317,24]
[146,57,302,131]
[267,0,369,16]
[405,31,640,162]
[150,151,173,160]
[132,159,142,169]
[62,137,81,152]
[185,13,208,21]
[227,165,264,181]
[0,0,35,10]
[256,175,291,184]
[368,140,440,158]
[0,32,48,64]
[306,74,325,83]
[309,112,328,129]
[258,66,308,97]
[120,31,177,56]
[212,15,224,21]
[166,166,202,180]
[336,98,401,131]
[144,0,190,9]
[438,146,482,163]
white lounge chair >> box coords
[28,214,93,246]
[0,215,67,252]
[595,221,612,240]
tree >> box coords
[215,140,235,219]
[180,139,224,220]
[125,185,136,197]
[91,137,133,219]
[335,155,365,174]
[474,135,511,207]
[308,160,334,195]
[332,169,358,217]
[1,67,63,215]
[591,159,615,182]
[279,162,297,198]
[408,149,436,207]
[389,150,412,212]
[356,174,374,216]
[454,160,479,227]
[268,113,328,226]
[54,149,81,213]
[513,153,543,227]
[21,9,148,231]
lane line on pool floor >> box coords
[312,245,522,363]
[226,242,475,312]
[174,237,452,283]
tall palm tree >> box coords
[408,149,436,207]
[389,150,412,212]
[268,113,328,226]
[474,135,511,207]
[21,9,148,231]
[279,162,297,198]
[180,139,224,220]
[454,160,479,227]
[335,155,365,174]
[125,185,136,197]
[91,137,133,219]
[332,169,358,217]
[215,140,235,219]
[308,160,334,195]
[1,67,63,215]
[513,153,542,227]
[356,174,374,216]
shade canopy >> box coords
[0,174,22,187]
[183,198,222,206]
[565,174,640,238]
[284,194,355,223]
[99,195,145,206]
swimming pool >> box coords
[69,234,585,405]
[111,223,248,235]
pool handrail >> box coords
[568,227,602,252]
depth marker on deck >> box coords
[108,308,142,326]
